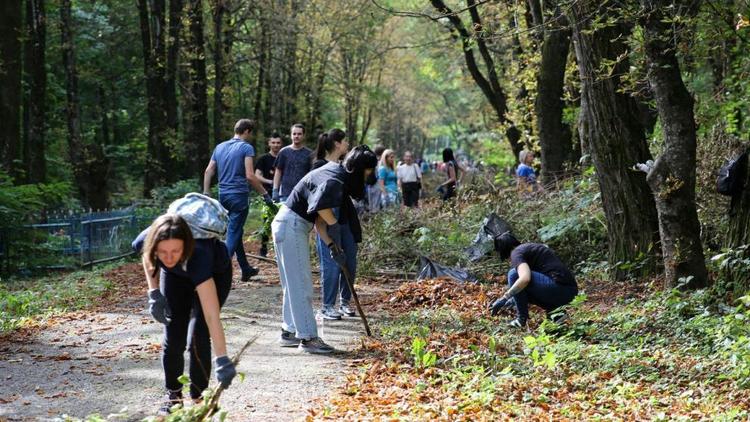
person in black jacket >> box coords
[489,232,578,327]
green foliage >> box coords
[0,172,73,226]
[0,263,120,333]
[149,179,202,209]
[411,333,438,370]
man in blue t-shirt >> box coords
[272,124,312,202]
[203,119,274,281]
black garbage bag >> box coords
[464,213,512,262]
[417,256,479,284]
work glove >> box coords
[489,296,514,316]
[262,193,274,207]
[272,188,280,203]
[214,355,236,388]
[329,243,347,269]
[148,289,172,325]
[326,223,342,247]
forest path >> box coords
[0,249,382,421]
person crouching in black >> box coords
[489,232,578,328]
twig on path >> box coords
[197,333,261,421]
[245,253,278,264]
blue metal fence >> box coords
[0,207,158,273]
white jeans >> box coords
[272,206,317,340]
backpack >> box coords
[717,151,748,196]
[167,193,228,239]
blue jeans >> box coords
[272,206,317,339]
[316,219,356,307]
[219,193,253,274]
[507,268,577,322]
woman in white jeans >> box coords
[272,145,378,354]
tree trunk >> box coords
[23,0,47,183]
[0,0,22,179]
[137,0,169,195]
[728,145,750,248]
[211,0,234,144]
[165,0,182,151]
[429,0,521,159]
[569,2,660,280]
[183,0,210,184]
[639,0,708,289]
[536,3,572,182]
[60,0,109,209]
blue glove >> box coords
[489,296,514,316]
[215,356,236,388]
[262,193,274,206]
[329,243,347,269]
[148,289,172,325]
[326,223,342,247]
[272,188,280,203]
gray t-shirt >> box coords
[274,145,312,197]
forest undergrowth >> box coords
[309,175,750,420]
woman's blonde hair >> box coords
[379,149,396,170]
[519,150,529,164]
[142,214,195,277]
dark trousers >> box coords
[401,182,420,207]
[161,269,231,399]
[219,193,253,274]
[507,268,577,322]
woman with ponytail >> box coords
[272,143,377,353]
[311,129,359,320]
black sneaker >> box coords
[259,245,268,257]
[508,318,528,329]
[241,266,259,281]
[298,337,335,354]
[279,329,301,347]
[157,390,183,415]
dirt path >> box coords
[0,252,384,421]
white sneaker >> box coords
[339,303,356,317]
[319,306,342,320]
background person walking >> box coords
[254,133,283,257]
[377,149,399,208]
[272,124,312,202]
[397,150,422,208]
[204,119,273,281]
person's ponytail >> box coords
[315,133,330,160]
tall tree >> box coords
[60,0,110,208]
[183,0,210,182]
[0,0,22,178]
[165,0,183,143]
[137,0,170,194]
[429,0,522,159]
[638,0,708,288]
[533,0,573,182]
[568,2,660,280]
[210,0,237,143]
[22,0,47,183]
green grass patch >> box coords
[0,260,128,334]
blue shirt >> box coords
[274,145,312,197]
[210,138,255,195]
[377,165,398,194]
[516,163,537,183]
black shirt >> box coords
[285,161,346,223]
[312,158,328,170]
[510,243,576,286]
[255,153,277,191]
[132,228,232,287]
